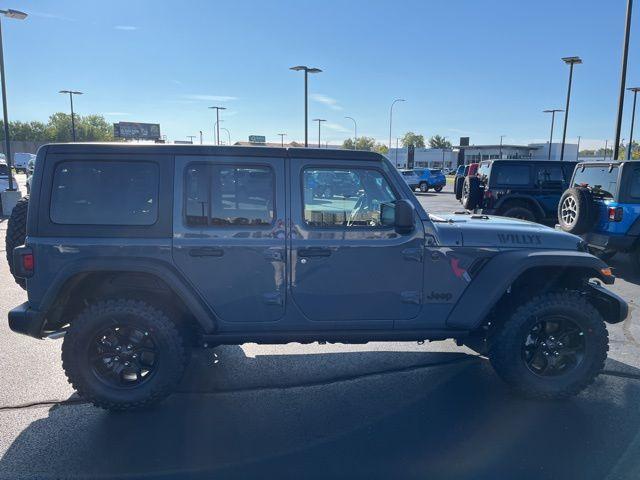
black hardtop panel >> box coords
[41,143,385,162]
[489,159,577,167]
[576,161,623,168]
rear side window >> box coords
[629,168,640,199]
[572,165,619,198]
[493,164,530,185]
[536,166,564,185]
[50,161,158,225]
[185,164,274,227]
[477,162,491,181]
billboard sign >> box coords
[114,122,161,140]
[248,135,266,144]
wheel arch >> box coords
[494,195,545,220]
[447,250,623,331]
[38,259,218,336]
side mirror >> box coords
[381,199,415,233]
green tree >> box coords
[342,136,387,153]
[428,135,452,149]
[401,132,425,148]
[78,114,114,141]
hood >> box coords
[428,213,584,250]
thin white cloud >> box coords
[311,94,343,111]
[30,11,77,22]
[324,122,350,133]
[171,79,183,85]
[115,25,138,31]
[182,94,238,102]
[104,112,130,116]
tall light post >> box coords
[499,135,505,159]
[560,56,582,161]
[615,0,634,160]
[604,139,609,161]
[389,98,405,151]
[220,127,231,146]
[209,106,226,145]
[289,65,322,147]
[312,119,326,148]
[577,135,581,160]
[0,8,27,192]
[199,130,203,145]
[278,133,287,147]
[59,90,83,142]
[544,109,564,160]
[345,116,357,149]
[627,87,640,160]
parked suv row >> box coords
[399,168,446,192]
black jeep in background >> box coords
[462,159,577,223]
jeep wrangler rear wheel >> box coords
[5,195,29,290]
[489,292,608,399]
[500,204,537,222]
[419,182,429,192]
[433,185,443,192]
[62,299,187,411]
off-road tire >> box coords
[434,185,444,193]
[454,176,465,200]
[419,182,429,193]
[489,292,608,399]
[462,176,482,210]
[500,203,537,222]
[5,195,28,289]
[558,187,597,235]
[62,299,187,411]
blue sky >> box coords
[4,0,640,149]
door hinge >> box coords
[401,291,421,305]
[402,247,423,262]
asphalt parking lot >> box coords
[0,178,639,479]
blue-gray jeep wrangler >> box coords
[5,144,627,411]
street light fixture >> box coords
[312,118,326,148]
[220,127,231,146]
[59,90,83,142]
[0,8,27,192]
[290,65,322,147]
[389,98,405,151]
[627,87,640,160]
[278,133,287,147]
[499,135,505,159]
[345,116,357,149]
[544,109,564,160]
[560,56,582,161]
[615,0,634,160]
[209,106,226,145]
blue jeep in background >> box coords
[414,168,446,192]
[558,161,640,268]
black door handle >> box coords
[298,247,332,257]
[189,247,224,257]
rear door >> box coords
[535,164,566,217]
[172,155,286,324]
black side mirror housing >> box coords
[381,200,415,233]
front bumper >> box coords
[582,232,636,252]
[8,302,46,339]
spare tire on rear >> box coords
[557,187,596,235]
[5,195,28,289]
[462,176,482,210]
[454,176,465,200]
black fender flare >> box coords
[37,257,218,333]
[492,194,546,220]
[446,250,620,329]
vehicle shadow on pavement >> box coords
[608,253,640,287]
[1,348,639,480]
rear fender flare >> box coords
[493,195,546,220]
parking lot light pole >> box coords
[59,90,83,142]
[627,87,640,160]
[604,139,609,161]
[289,66,322,147]
[345,116,357,148]
[499,135,505,159]
[220,127,231,145]
[577,135,581,160]
[615,0,634,160]
[560,56,582,161]
[544,109,564,160]
[0,8,27,191]
[313,119,326,148]
[389,98,405,151]
[199,130,203,144]
[278,133,286,147]
[209,106,226,145]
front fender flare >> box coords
[446,250,615,330]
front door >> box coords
[289,158,424,328]
[172,155,286,324]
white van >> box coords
[13,153,36,173]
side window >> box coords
[303,168,396,228]
[536,166,564,186]
[184,164,275,227]
[629,168,640,199]
[494,165,530,185]
[50,161,158,225]
[572,165,619,199]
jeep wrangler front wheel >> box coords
[62,299,187,411]
[489,292,608,399]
